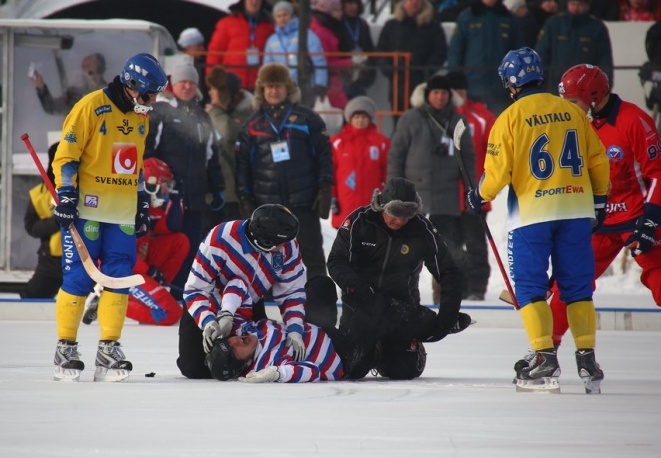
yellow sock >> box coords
[56,290,86,341]
[520,300,554,351]
[567,300,596,349]
[98,290,128,341]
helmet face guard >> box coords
[143,158,175,207]
[558,64,609,108]
[205,338,251,381]
[120,53,167,113]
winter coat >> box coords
[341,15,377,96]
[330,123,390,228]
[235,94,334,209]
[263,17,329,87]
[206,2,274,90]
[388,96,475,216]
[146,93,224,212]
[311,13,352,109]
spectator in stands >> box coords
[558,0,620,20]
[30,53,106,115]
[376,0,447,118]
[448,0,522,116]
[177,27,209,104]
[536,0,614,93]
[620,0,656,21]
[436,0,472,22]
[519,0,560,48]
[206,0,274,91]
[341,0,377,99]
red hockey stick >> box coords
[21,133,144,289]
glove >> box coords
[239,366,280,383]
[592,195,607,232]
[209,190,225,211]
[465,188,485,215]
[202,311,234,353]
[239,195,256,219]
[53,189,79,228]
[285,331,306,361]
[625,216,658,257]
[147,265,166,284]
[449,312,473,334]
[135,192,150,238]
[313,183,332,219]
[330,197,340,215]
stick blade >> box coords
[453,118,466,150]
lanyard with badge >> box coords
[277,34,297,67]
[265,106,293,163]
[246,17,260,66]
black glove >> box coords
[239,196,256,219]
[209,191,225,211]
[625,215,658,257]
[147,265,166,284]
[313,183,332,219]
[465,188,485,215]
[331,197,340,215]
[135,191,150,238]
[592,195,607,232]
[449,312,473,334]
[53,188,79,228]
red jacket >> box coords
[331,124,390,228]
[206,10,274,90]
[456,99,496,212]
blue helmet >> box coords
[120,53,167,96]
[498,47,544,89]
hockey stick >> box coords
[452,119,519,309]
[21,133,145,289]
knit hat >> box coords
[370,177,423,219]
[170,63,199,85]
[273,1,294,15]
[311,0,342,15]
[344,96,377,122]
[177,27,205,49]
[446,70,468,90]
[424,75,451,100]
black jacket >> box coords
[327,206,463,317]
[235,101,333,208]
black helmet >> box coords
[376,340,427,380]
[205,338,251,381]
[248,204,299,252]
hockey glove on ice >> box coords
[53,188,79,228]
[592,195,607,232]
[285,331,306,361]
[625,214,659,257]
[202,311,234,353]
[465,188,485,215]
[313,182,332,219]
[135,191,151,238]
[239,366,280,383]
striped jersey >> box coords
[237,319,344,382]
[184,220,306,336]
[53,88,149,224]
[480,90,610,231]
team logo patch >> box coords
[112,143,138,174]
[342,219,351,228]
[117,119,134,135]
[272,253,284,271]
[400,244,410,255]
[369,146,379,160]
[64,131,77,143]
[95,105,112,116]
[84,195,99,208]
[606,145,624,162]
[83,220,100,241]
[120,224,135,236]
[139,124,145,136]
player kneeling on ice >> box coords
[82,158,188,326]
[326,177,473,380]
[204,276,429,382]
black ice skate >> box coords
[576,349,604,394]
[514,349,561,394]
[94,340,132,382]
[54,340,85,382]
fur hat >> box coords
[370,177,423,219]
[177,27,205,49]
[170,63,199,85]
[424,75,451,100]
[273,1,294,15]
[311,0,342,14]
[344,96,377,122]
[206,66,241,94]
[252,63,301,109]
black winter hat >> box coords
[424,75,451,100]
[370,177,423,219]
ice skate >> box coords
[94,340,132,382]
[515,349,561,394]
[54,340,85,382]
[576,349,604,394]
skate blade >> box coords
[515,377,560,394]
[54,366,82,382]
[579,374,602,394]
[94,367,130,382]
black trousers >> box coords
[290,207,327,279]
[21,254,62,299]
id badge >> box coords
[246,47,260,66]
[287,53,298,67]
[270,141,290,162]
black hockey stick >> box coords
[452,120,519,309]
